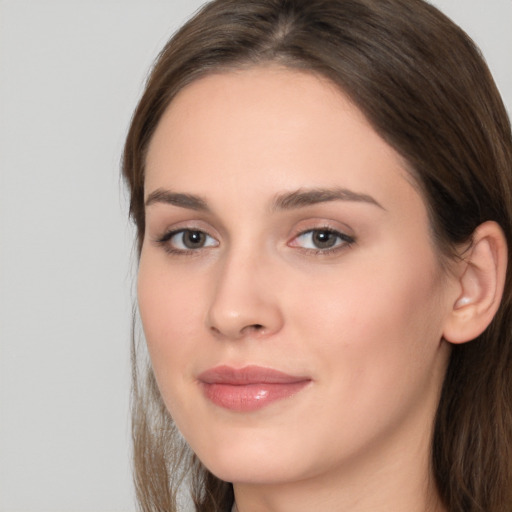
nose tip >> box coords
[206,257,284,340]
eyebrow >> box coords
[145,189,210,211]
[272,187,384,211]
[144,186,384,212]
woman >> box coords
[122,0,512,511]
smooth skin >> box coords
[138,66,506,512]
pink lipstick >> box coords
[198,365,311,412]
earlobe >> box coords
[443,221,508,344]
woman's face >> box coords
[138,67,455,486]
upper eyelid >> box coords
[289,220,354,238]
[156,226,218,242]
[151,219,218,237]
[291,227,355,243]
[154,228,219,255]
[144,208,225,238]
[288,231,356,258]
[154,229,353,257]
[150,219,355,245]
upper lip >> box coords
[198,365,310,385]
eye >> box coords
[290,228,354,252]
[157,229,219,253]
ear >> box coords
[443,221,508,344]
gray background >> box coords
[0,1,510,511]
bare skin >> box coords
[139,66,465,512]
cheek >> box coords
[137,256,204,381]
[136,258,214,435]
[280,249,449,458]
[289,243,447,383]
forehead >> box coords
[147,66,372,162]
[144,65,417,212]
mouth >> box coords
[197,365,311,412]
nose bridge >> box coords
[206,241,283,339]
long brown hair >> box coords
[122,1,512,510]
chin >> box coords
[188,426,312,485]
[203,456,302,486]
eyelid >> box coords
[287,223,356,254]
[149,217,219,242]
[159,228,218,244]
[150,219,355,256]
[153,224,220,255]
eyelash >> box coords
[154,227,355,256]
[155,228,219,255]
[289,227,355,255]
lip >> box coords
[197,365,311,412]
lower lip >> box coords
[201,381,310,412]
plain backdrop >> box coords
[0,1,510,511]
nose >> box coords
[206,250,284,340]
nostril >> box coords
[241,323,265,336]
[208,323,265,338]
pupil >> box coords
[313,230,336,248]
[184,231,205,248]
